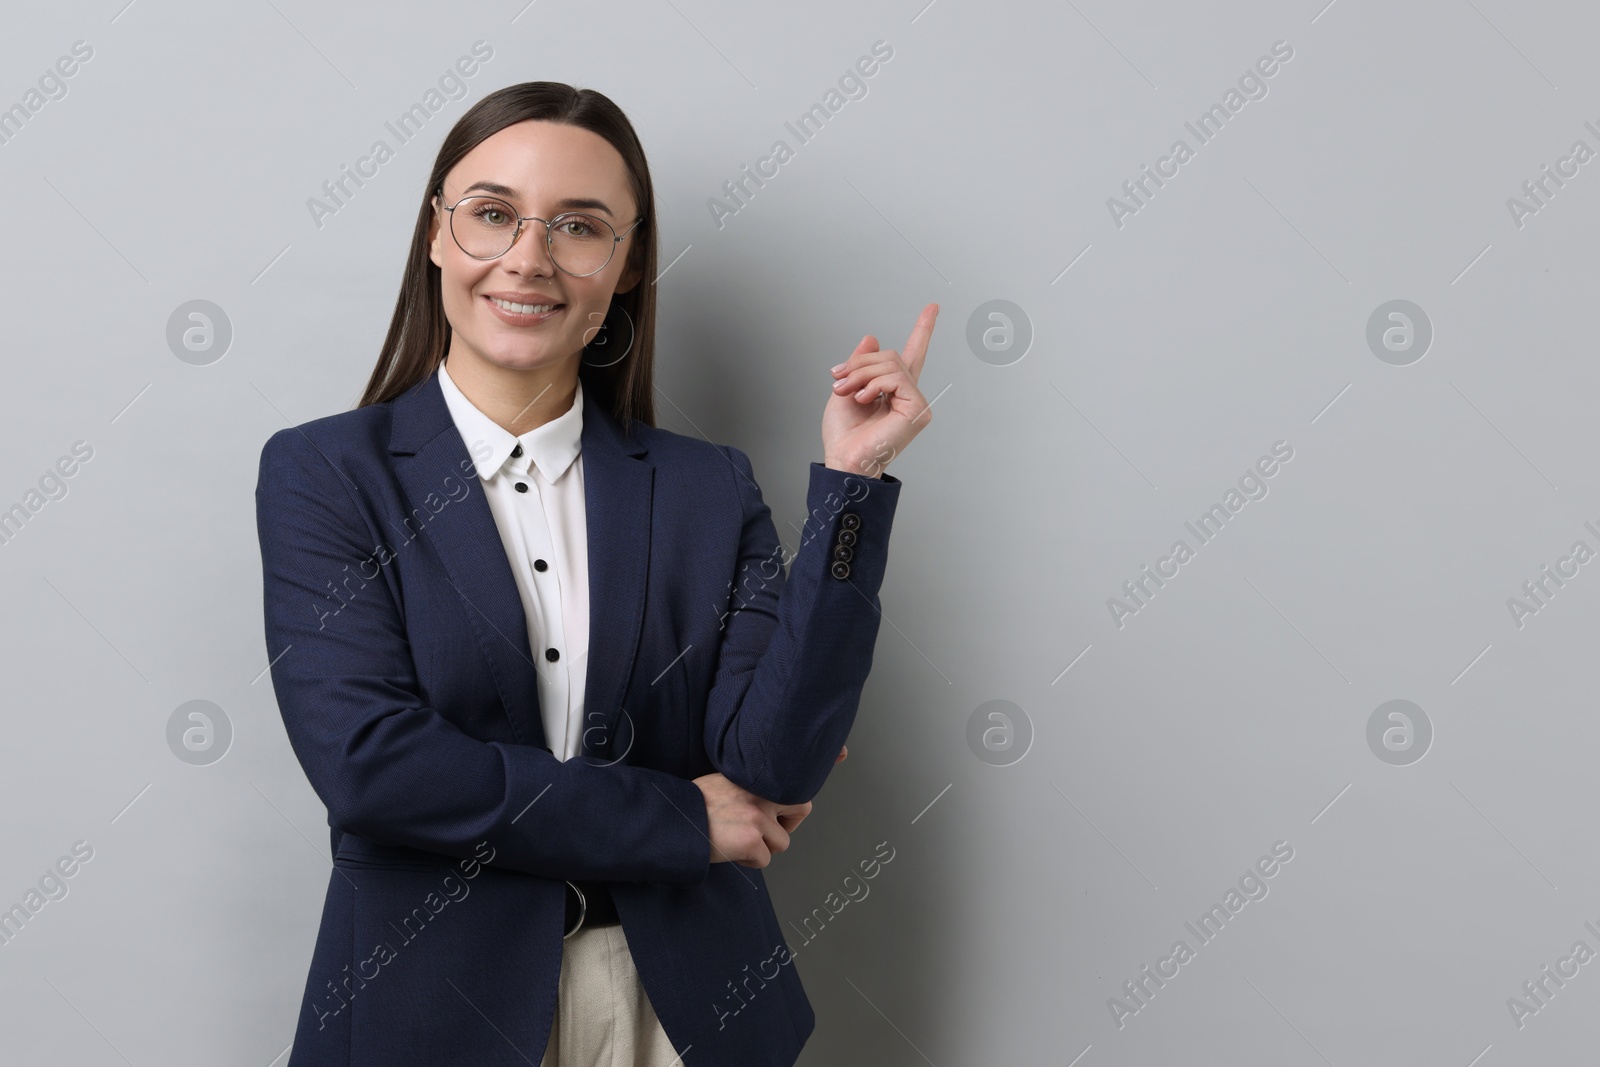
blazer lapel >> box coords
[389,366,545,748]
[577,374,654,759]
[387,365,654,760]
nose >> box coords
[504,218,557,275]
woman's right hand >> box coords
[692,771,815,868]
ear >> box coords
[427,195,444,269]
[614,255,642,295]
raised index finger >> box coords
[901,302,939,382]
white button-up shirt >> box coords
[437,358,589,762]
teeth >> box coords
[492,297,561,314]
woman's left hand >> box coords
[822,303,939,478]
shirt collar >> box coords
[437,358,584,484]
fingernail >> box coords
[830,362,846,374]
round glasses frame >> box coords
[435,190,644,277]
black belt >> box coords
[563,879,619,938]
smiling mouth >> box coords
[489,296,564,314]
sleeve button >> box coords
[830,560,852,580]
[840,512,861,531]
[833,545,853,562]
[836,528,857,548]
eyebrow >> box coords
[460,181,616,217]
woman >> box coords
[255,81,935,1067]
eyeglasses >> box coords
[436,191,643,277]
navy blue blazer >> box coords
[255,363,902,1066]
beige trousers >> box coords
[538,922,688,1067]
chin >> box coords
[481,342,574,373]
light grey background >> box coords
[2,0,1595,1063]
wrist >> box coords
[823,456,882,479]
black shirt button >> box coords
[545,647,560,661]
[830,560,852,580]
[515,482,529,493]
[840,512,861,531]
[511,444,523,458]
[534,559,549,572]
[836,528,857,548]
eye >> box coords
[469,202,513,225]
[556,215,603,238]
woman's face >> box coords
[428,119,642,377]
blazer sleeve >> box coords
[255,428,712,885]
[703,445,903,806]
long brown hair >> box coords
[357,81,658,430]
